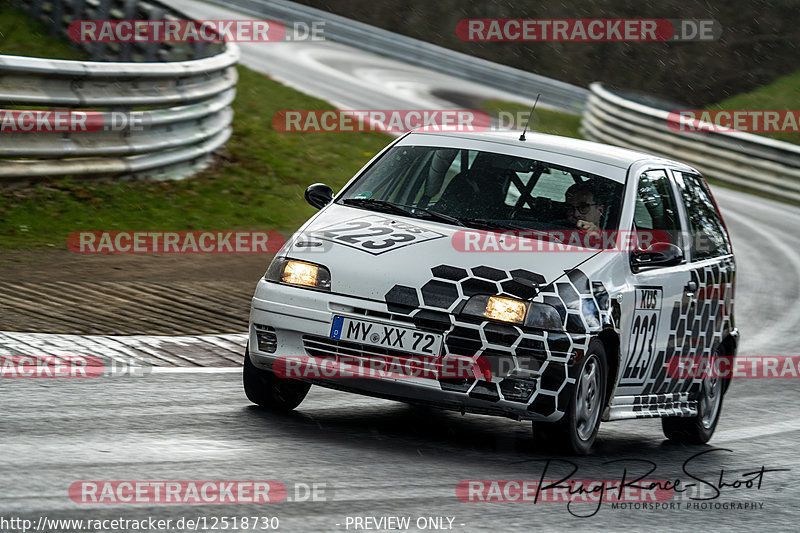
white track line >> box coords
[149,366,241,373]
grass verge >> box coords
[0,3,88,59]
[0,65,393,249]
[0,3,391,250]
[707,71,800,145]
[480,100,583,139]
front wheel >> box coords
[243,346,311,410]
[662,349,725,444]
[532,341,608,455]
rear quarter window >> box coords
[675,172,731,260]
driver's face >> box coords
[565,190,605,228]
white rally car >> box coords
[244,130,737,454]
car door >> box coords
[617,168,696,398]
[670,171,736,366]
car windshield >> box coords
[337,145,624,231]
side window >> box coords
[633,170,682,250]
[675,172,731,260]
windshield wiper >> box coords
[458,217,530,232]
[341,198,416,217]
[341,198,465,226]
[395,204,465,226]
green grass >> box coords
[0,4,88,59]
[0,66,393,249]
[707,71,800,144]
[481,100,583,139]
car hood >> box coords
[280,204,607,304]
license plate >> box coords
[330,316,443,357]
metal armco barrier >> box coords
[581,83,800,202]
[211,0,800,202]
[0,0,240,183]
[205,0,589,114]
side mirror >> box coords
[305,183,334,210]
[631,243,683,269]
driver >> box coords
[564,181,606,231]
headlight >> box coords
[463,295,526,324]
[265,257,331,291]
[524,302,563,330]
[486,296,527,324]
[462,295,562,329]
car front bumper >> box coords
[248,279,584,422]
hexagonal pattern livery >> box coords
[640,258,736,397]
[383,264,616,420]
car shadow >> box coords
[236,397,718,468]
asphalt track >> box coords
[2,1,799,531]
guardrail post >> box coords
[139,2,162,62]
[119,0,138,62]
[91,0,111,61]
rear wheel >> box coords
[532,341,607,455]
[662,348,725,444]
[243,346,311,410]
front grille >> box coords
[347,307,415,325]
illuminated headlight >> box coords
[486,296,527,323]
[463,295,526,324]
[462,295,562,329]
[265,257,331,291]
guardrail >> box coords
[581,83,800,202]
[0,0,239,183]
[205,0,589,114]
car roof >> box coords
[406,129,693,171]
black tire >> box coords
[532,341,608,455]
[662,348,725,444]
[243,346,311,411]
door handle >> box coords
[685,281,698,298]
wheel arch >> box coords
[718,329,739,393]
[595,328,620,413]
